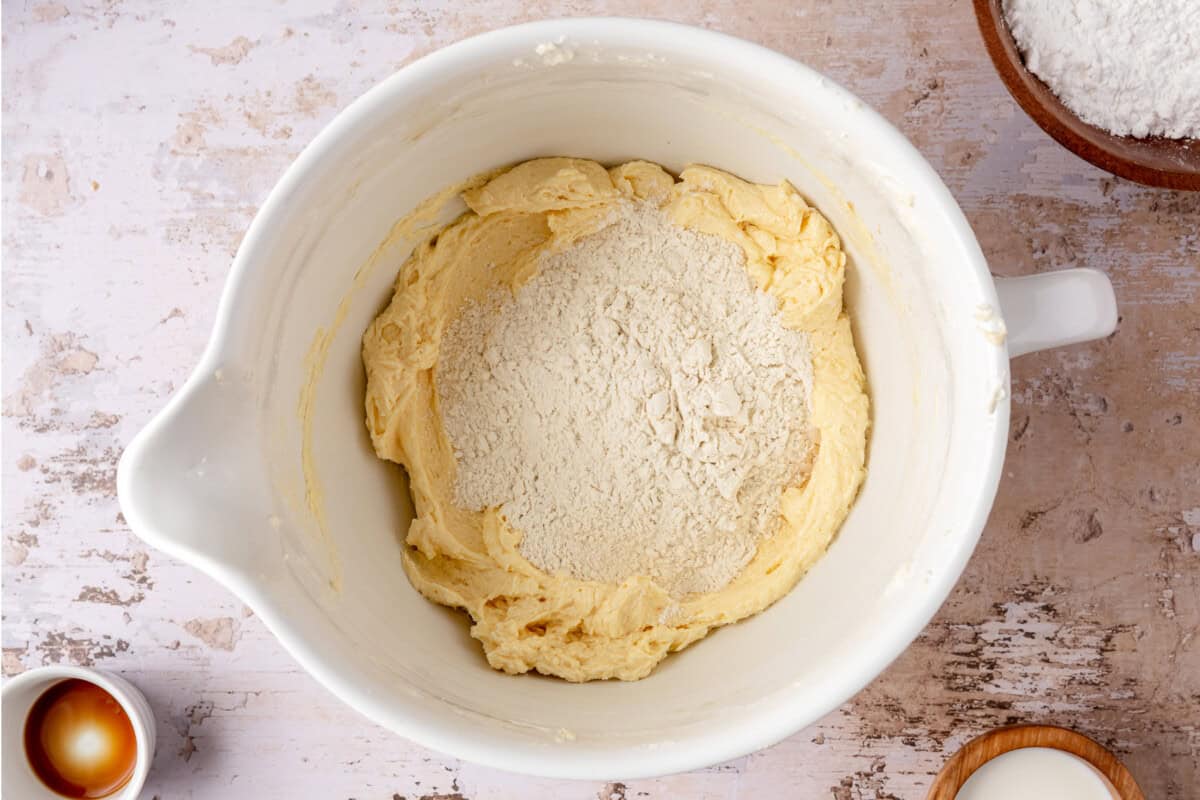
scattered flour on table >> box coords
[1003,0,1200,138]
[438,202,815,596]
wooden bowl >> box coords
[973,0,1200,190]
[926,724,1145,800]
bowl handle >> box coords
[994,268,1118,358]
[117,371,276,580]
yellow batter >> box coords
[362,158,868,682]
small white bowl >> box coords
[2,666,156,800]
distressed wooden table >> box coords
[4,2,1198,798]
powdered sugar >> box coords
[437,202,814,596]
[1003,0,1200,139]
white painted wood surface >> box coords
[3,2,1198,798]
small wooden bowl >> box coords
[927,724,1145,800]
[973,0,1200,190]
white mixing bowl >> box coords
[117,18,1117,779]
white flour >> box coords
[438,202,814,596]
[1003,0,1200,139]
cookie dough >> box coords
[362,158,869,681]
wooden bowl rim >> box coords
[972,0,1200,191]
[926,724,1146,800]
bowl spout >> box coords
[118,368,278,581]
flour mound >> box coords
[1004,0,1200,139]
[438,202,814,596]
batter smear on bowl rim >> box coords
[362,158,868,681]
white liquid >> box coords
[956,747,1119,800]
